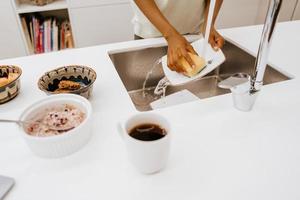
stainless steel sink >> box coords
[109,41,290,111]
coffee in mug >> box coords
[129,124,166,141]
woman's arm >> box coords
[205,0,223,26]
[134,0,196,72]
[203,0,225,50]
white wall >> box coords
[216,0,298,29]
[255,0,297,24]
[293,1,300,20]
[0,1,26,59]
[216,0,262,28]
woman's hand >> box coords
[201,25,225,51]
[165,31,197,73]
[209,27,225,50]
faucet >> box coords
[220,0,283,111]
[251,0,282,93]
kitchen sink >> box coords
[109,41,290,111]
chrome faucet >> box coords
[219,0,283,111]
[251,0,283,93]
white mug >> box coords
[118,113,171,174]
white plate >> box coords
[162,38,226,86]
[150,89,199,110]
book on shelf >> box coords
[52,19,58,51]
[20,15,74,54]
[21,17,34,54]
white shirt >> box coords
[130,0,206,38]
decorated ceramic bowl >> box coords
[38,65,97,99]
[0,65,22,104]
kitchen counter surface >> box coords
[0,21,299,200]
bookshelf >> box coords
[11,0,75,55]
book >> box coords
[43,19,48,52]
[21,17,34,54]
[60,21,65,49]
[38,24,44,53]
[52,19,58,51]
[39,24,44,53]
[65,22,74,49]
[29,21,34,49]
[33,17,40,54]
[47,19,51,52]
[31,16,36,53]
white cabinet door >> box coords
[293,1,300,20]
[70,3,134,47]
[0,1,26,59]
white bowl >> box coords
[19,94,93,158]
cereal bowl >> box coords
[38,65,97,99]
[19,94,93,158]
[0,65,22,104]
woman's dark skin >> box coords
[134,0,225,73]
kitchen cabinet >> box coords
[0,1,26,59]
[70,3,134,47]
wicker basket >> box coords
[20,0,55,6]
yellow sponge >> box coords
[178,53,206,78]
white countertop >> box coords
[0,21,300,200]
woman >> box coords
[131,0,225,73]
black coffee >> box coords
[129,124,166,141]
